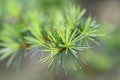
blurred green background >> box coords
[0,0,120,80]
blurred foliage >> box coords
[0,23,29,68]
